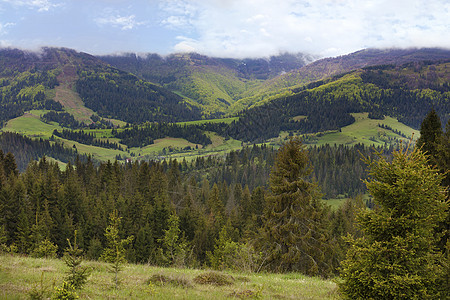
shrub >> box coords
[146,273,192,288]
[32,239,58,258]
[52,281,78,300]
[193,271,234,286]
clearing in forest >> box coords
[55,65,95,124]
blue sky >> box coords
[0,0,449,58]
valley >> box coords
[0,46,448,203]
[0,47,449,299]
[1,0,449,295]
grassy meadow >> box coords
[1,109,418,165]
[305,113,419,147]
[176,117,239,126]
[2,110,63,139]
[0,254,339,299]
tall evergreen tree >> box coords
[258,137,331,276]
[3,152,18,179]
[417,113,449,255]
[339,145,448,299]
[439,119,450,188]
[416,109,443,165]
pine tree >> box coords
[157,212,190,267]
[439,119,450,188]
[64,231,90,290]
[258,137,331,276]
[339,145,448,299]
[3,152,18,179]
[100,210,134,289]
[416,109,443,166]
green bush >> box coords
[52,281,78,300]
[31,239,58,259]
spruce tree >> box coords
[157,212,190,267]
[439,119,450,188]
[258,137,331,276]
[100,210,134,289]
[416,109,443,165]
[339,145,448,299]
[64,231,90,290]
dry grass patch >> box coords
[228,289,260,299]
[147,273,193,288]
[193,271,234,286]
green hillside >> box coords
[236,47,450,111]
[100,52,312,117]
[225,61,449,143]
[102,48,450,116]
[1,46,449,167]
[0,47,202,127]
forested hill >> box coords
[100,48,450,116]
[1,47,448,125]
[99,52,315,117]
[232,48,450,111]
[0,47,202,126]
[224,60,450,142]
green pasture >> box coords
[1,109,421,167]
[0,254,339,300]
[311,113,419,147]
[129,133,243,162]
[176,117,239,126]
[2,110,62,139]
[130,137,199,157]
[55,137,127,162]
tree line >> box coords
[113,123,212,148]
[0,128,385,199]
[0,132,91,171]
[42,112,84,129]
[52,129,124,151]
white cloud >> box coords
[159,0,450,58]
[0,0,62,12]
[96,13,145,30]
[1,0,448,57]
[0,39,11,47]
[0,22,14,35]
[173,36,198,52]
[159,0,198,31]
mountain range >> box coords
[1,47,448,121]
[0,46,449,166]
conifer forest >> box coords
[0,47,449,299]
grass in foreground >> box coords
[0,254,339,299]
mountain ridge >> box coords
[1,46,449,127]
[100,47,450,115]
[0,47,202,125]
